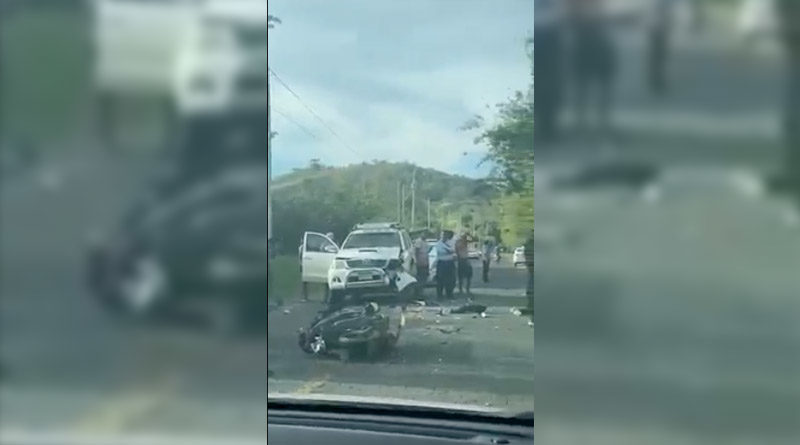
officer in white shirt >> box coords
[434,230,456,300]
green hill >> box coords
[270,161,499,253]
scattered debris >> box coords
[437,327,462,335]
[480,312,487,318]
[554,161,659,190]
[283,309,291,315]
[510,307,533,317]
[730,170,764,199]
[641,183,662,204]
[528,320,534,327]
[451,304,487,314]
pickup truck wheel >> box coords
[329,289,345,306]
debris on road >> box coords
[436,326,462,335]
[510,307,532,317]
[451,304,487,315]
[283,309,291,315]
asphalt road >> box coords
[534,19,800,445]
[267,259,533,409]
[0,155,533,441]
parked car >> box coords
[85,166,267,327]
[513,246,526,267]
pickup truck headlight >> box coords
[332,260,348,270]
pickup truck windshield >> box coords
[342,232,402,249]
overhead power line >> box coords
[268,68,364,159]
[272,107,320,140]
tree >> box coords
[463,38,533,195]
[268,15,281,29]
[463,37,534,244]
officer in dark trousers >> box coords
[535,0,565,144]
[777,0,800,207]
[524,230,535,320]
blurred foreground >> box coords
[536,1,800,443]
[1,1,267,443]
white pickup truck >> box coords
[300,223,427,303]
[92,0,267,125]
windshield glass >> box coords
[342,232,401,249]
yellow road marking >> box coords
[294,374,330,394]
[72,374,178,434]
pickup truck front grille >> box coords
[346,259,387,269]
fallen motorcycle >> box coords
[298,301,405,361]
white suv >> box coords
[299,223,414,301]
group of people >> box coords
[414,230,500,301]
[535,0,703,144]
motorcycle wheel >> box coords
[298,330,312,353]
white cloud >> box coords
[268,0,532,177]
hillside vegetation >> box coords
[270,161,504,254]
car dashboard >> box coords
[268,404,534,445]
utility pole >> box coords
[401,184,406,226]
[410,167,417,230]
[397,181,401,223]
[427,199,431,231]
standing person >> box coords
[776,0,800,209]
[535,0,566,144]
[435,230,456,301]
[523,230,535,320]
[645,0,677,96]
[566,0,619,135]
[413,236,430,298]
[481,239,494,283]
[455,231,473,295]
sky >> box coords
[268,0,534,178]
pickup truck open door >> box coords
[301,232,338,284]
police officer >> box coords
[777,0,800,207]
